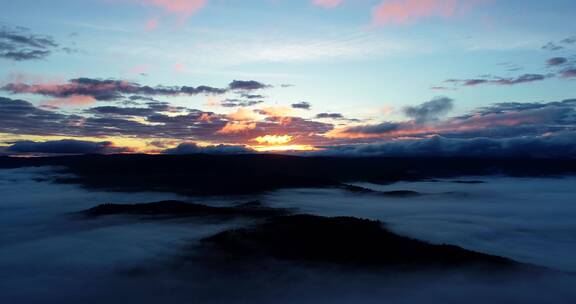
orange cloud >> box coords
[227,108,260,121]
[205,96,220,108]
[217,121,257,134]
[372,0,484,26]
[44,95,97,107]
[312,0,343,8]
[199,113,213,122]
[272,116,293,126]
[259,106,294,117]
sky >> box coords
[0,0,575,155]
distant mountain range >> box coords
[2,154,576,196]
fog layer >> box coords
[1,168,576,303]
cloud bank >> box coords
[1,78,271,102]
[162,142,253,154]
[318,132,576,158]
[6,139,131,154]
[1,89,575,158]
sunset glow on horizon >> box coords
[254,135,294,145]
[0,0,575,157]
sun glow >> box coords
[251,144,318,152]
[251,135,317,152]
[254,135,293,145]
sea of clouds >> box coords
[1,167,576,303]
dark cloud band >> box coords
[0,25,60,61]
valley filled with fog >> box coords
[1,167,576,303]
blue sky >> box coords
[0,0,575,154]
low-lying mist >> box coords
[264,177,576,272]
[1,167,576,303]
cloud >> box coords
[125,0,207,19]
[0,95,221,140]
[86,105,157,116]
[430,86,457,91]
[181,85,228,95]
[1,78,255,101]
[217,121,257,134]
[292,102,311,110]
[45,95,98,107]
[442,54,576,89]
[372,0,485,26]
[317,132,576,158]
[227,108,260,121]
[316,113,344,119]
[2,78,128,101]
[228,80,270,91]
[150,0,206,17]
[469,99,576,116]
[480,74,547,85]
[6,139,131,154]
[338,122,403,136]
[144,18,159,31]
[561,68,576,78]
[312,0,343,9]
[0,96,71,135]
[547,57,568,67]
[561,36,576,44]
[162,142,253,154]
[257,106,294,117]
[403,97,453,123]
[446,74,549,87]
[0,25,59,61]
[240,94,266,100]
[542,42,563,51]
[542,36,576,51]
[0,95,335,149]
[220,99,264,108]
[329,98,576,141]
[3,90,575,156]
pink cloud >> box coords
[140,0,207,18]
[372,0,485,26]
[312,0,344,8]
[113,0,206,22]
[145,18,159,31]
[217,121,257,134]
[129,64,151,75]
[3,72,65,88]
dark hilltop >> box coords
[1,154,576,196]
